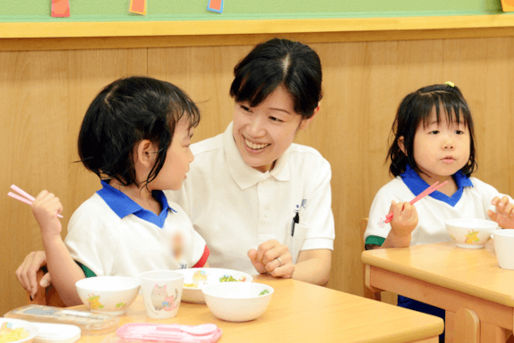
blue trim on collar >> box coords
[97,180,176,228]
[400,165,473,207]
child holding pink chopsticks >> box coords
[364,82,513,342]
[16,76,209,306]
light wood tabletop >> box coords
[76,277,442,343]
[362,242,514,343]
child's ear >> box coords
[299,104,320,130]
[134,139,157,166]
[398,136,407,155]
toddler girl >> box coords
[364,82,513,342]
[29,76,209,306]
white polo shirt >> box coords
[167,122,335,274]
[365,165,512,246]
[65,181,209,277]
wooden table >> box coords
[362,242,514,343]
[77,277,443,343]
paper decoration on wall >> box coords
[207,0,223,13]
[129,0,147,15]
[51,0,70,17]
[501,0,514,11]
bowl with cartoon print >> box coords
[445,218,498,248]
[202,282,274,322]
[0,318,38,343]
[75,276,141,315]
[176,268,253,303]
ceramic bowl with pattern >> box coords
[75,276,140,315]
[445,218,498,248]
[202,282,273,322]
[176,268,252,303]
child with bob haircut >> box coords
[364,82,513,342]
[24,76,209,306]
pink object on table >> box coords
[384,180,448,224]
[116,323,222,343]
[7,184,63,218]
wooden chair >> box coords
[29,269,65,307]
[360,218,397,305]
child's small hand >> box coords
[386,200,418,247]
[31,190,63,239]
[488,196,514,229]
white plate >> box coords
[32,323,81,343]
[176,268,253,303]
[0,318,38,343]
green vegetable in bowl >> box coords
[219,275,238,282]
[259,289,270,296]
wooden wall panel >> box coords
[1,36,513,315]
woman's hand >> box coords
[15,250,51,299]
[247,239,295,278]
[488,196,514,229]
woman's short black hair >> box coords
[230,38,322,118]
[78,76,200,187]
[387,83,477,177]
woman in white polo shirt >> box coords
[168,38,334,285]
[16,38,334,290]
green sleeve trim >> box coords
[76,261,97,278]
[365,235,385,246]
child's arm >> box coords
[488,196,514,229]
[32,190,85,306]
[381,201,418,248]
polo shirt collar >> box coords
[223,122,291,190]
[400,164,473,207]
[97,180,176,228]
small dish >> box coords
[445,218,497,248]
[75,276,140,315]
[0,318,38,343]
[202,282,274,322]
[176,268,252,303]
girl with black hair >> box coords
[364,82,513,342]
[23,76,209,306]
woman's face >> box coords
[232,85,312,172]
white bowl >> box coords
[202,282,273,322]
[75,276,140,315]
[176,268,252,303]
[445,218,498,248]
[0,318,38,343]
[493,229,514,270]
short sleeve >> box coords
[300,157,335,251]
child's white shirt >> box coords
[65,182,208,276]
[365,166,512,245]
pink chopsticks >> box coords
[7,184,63,218]
[384,180,448,224]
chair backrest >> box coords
[360,218,368,251]
[360,217,398,305]
[29,269,65,307]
